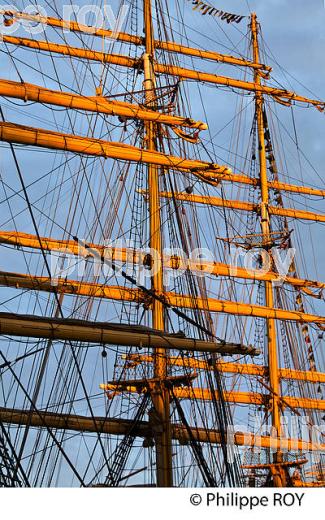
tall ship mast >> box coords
[0,1,324,488]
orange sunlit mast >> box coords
[143,0,173,487]
[251,13,286,486]
[0,5,324,488]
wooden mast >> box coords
[251,13,286,487]
[143,0,173,487]
[0,6,323,488]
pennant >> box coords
[187,0,245,24]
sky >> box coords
[0,0,324,327]
[0,2,324,319]
[0,0,324,486]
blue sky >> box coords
[0,0,324,486]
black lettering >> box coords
[283,494,295,507]
[295,493,305,507]
[260,497,269,507]
[250,497,260,509]
[239,496,249,510]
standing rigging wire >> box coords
[1,39,96,484]
[263,97,324,382]
[255,33,325,477]
[0,0,170,488]
[171,390,218,487]
[161,186,228,483]
[167,13,260,365]
[5,0,151,486]
[0,0,324,488]
[0,421,30,487]
[267,110,325,436]
[1,0,251,488]
[46,2,149,484]
[0,90,74,477]
[0,102,122,485]
[150,2,245,486]
[0,350,86,486]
